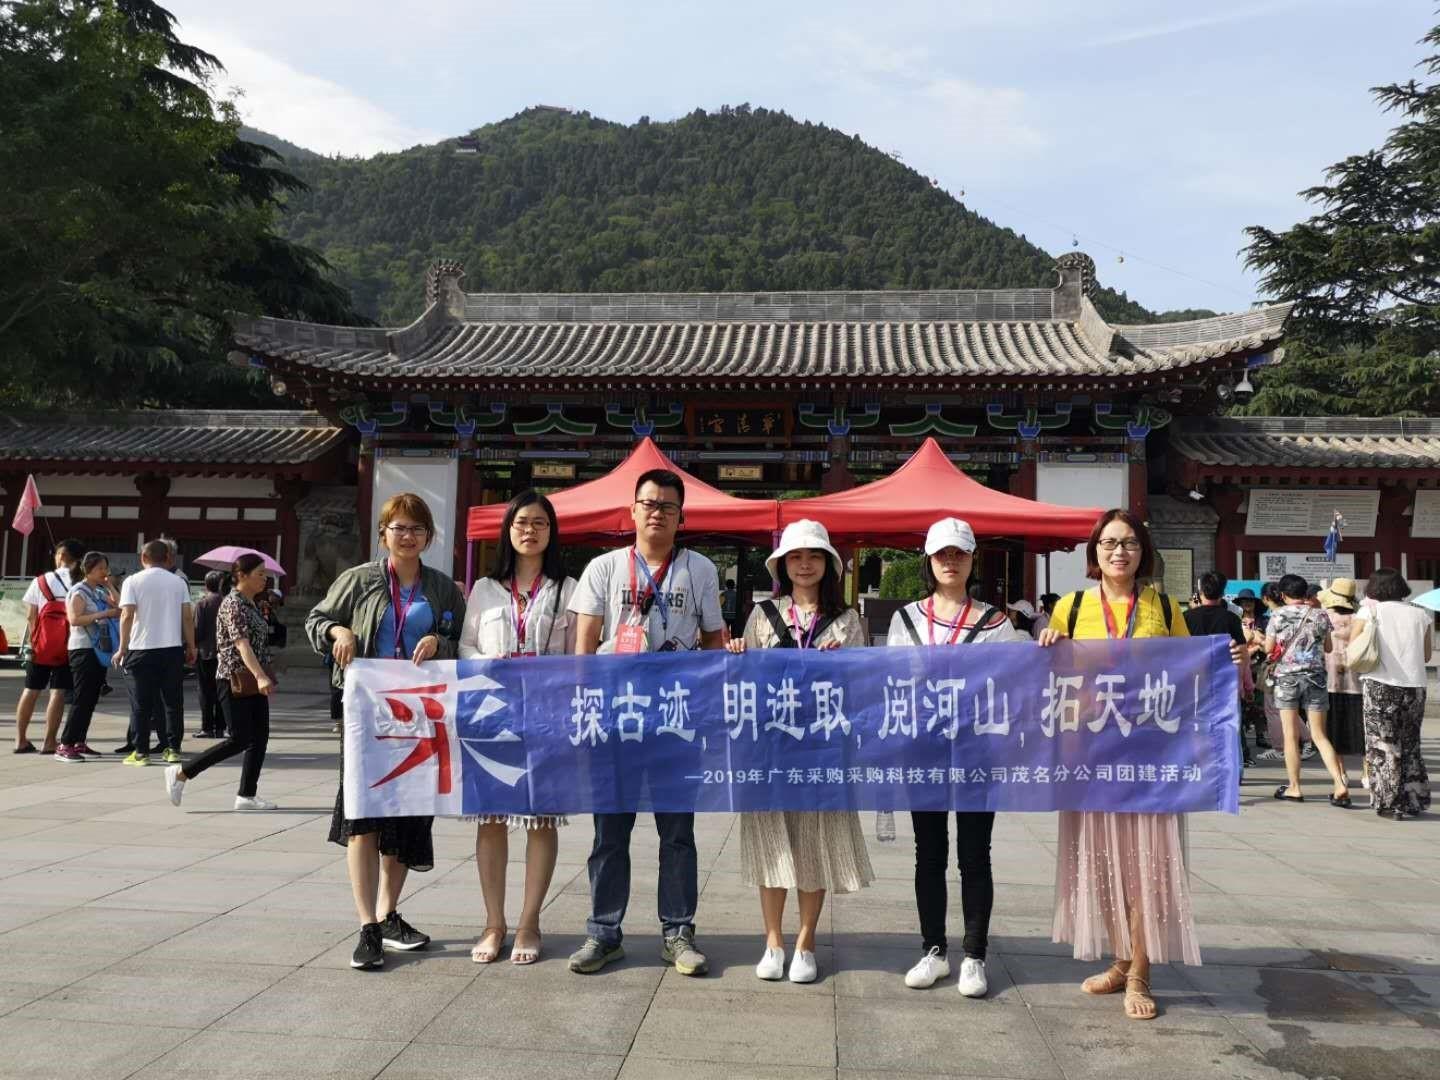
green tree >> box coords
[1241,21,1440,415]
[0,0,358,409]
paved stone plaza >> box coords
[1,665,1438,1080]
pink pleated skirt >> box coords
[1051,810,1201,966]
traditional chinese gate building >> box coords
[232,253,1293,598]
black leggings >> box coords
[61,649,106,746]
[912,811,995,960]
[183,684,269,797]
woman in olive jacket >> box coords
[305,492,468,971]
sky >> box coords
[165,0,1430,314]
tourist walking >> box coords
[113,540,195,767]
[306,493,467,971]
[1265,574,1350,806]
[459,490,576,966]
[193,571,226,738]
[1318,579,1365,765]
[1183,572,1251,768]
[726,519,873,984]
[1355,568,1433,819]
[1038,510,1205,1020]
[54,552,120,761]
[887,517,1022,999]
[566,468,726,976]
[164,554,279,810]
[13,538,85,755]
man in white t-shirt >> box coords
[13,539,85,754]
[113,540,195,767]
[567,469,725,978]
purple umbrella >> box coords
[193,546,286,577]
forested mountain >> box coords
[260,106,1191,325]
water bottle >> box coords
[874,810,896,843]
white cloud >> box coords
[1078,2,1309,49]
[183,23,442,156]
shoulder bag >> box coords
[1346,607,1380,674]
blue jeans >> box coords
[586,812,698,946]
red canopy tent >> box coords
[466,438,781,548]
[780,438,1101,551]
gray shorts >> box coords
[1273,671,1329,713]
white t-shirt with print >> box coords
[1356,601,1433,688]
[119,566,191,650]
[885,600,1022,647]
[569,546,724,653]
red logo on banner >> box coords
[370,682,452,795]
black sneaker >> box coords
[351,923,384,969]
[380,910,430,951]
[112,743,135,755]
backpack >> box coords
[758,600,840,648]
[1066,587,1174,638]
[31,572,71,667]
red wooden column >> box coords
[1210,487,1244,580]
[0,472,23,575]
[356,437,375,561]
[1010,441,1038,600]
[820,435,854,494]
[453,437,476,581]
[1378,484,1412,571]
[1127,437,1149,526]
[274,479,307,582]
[134,474,171,546]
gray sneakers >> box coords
[661,928,708,976]
[569,937,624,973]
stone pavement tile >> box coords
[0,816,80,840]
[186,846,344,878]
[380,1043,623,1080]
[229,879,358,919]
[0,906,213,957]
[1275,851,1424,880]
[1282,929,1440,975]
[0,954,121,1018]
[1227,1016,1440,1080]
[0,1016,193,1079]
[1228,894,1426,933]
[1342,971,1440,1029]
[1202,868,1350,899]
[833,941,1021,1004]
[633,986,835,1068]
[131,1030,409,1080]
[422,975,653,1055]
[652,936,835,992]
[1027,1007,1283,1080]
[1192,923,1327,969]
[0,903,68,935]
[216,966,472,1041]
[1309,871,1440,905]
[12,956,289,1027]
[0,865,158,903]
[1000,955,1211,1016]
[985,916,1073,958]
[144,913,352,966]
[622,1059,830,1080]
[1176,964,1420,1026]
[54,843,215,872]
[7,800,132,820]
[1374,902,1440,934]
[89,869,292,913]
[837,995,1060,1077]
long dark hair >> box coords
[70,551,108,586]
[775,552,847,619]
[489,489,564,584]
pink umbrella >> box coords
[193,546,286,577]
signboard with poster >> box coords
[1260,552,1355,584]
[1246,490,1379,537]
[1413,490,1440,539]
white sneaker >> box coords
[958,957,988,998]
[1301,743,1317,760]
[789,949,818,984]
[1255,748,1284,761]
[234,796,276,811]
[904,946,951,988]
[164,764,185,806]
[755,946,785,981]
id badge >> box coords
[614,623,649,654]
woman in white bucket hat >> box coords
[726,519,874,984]
[885,517,1021,1001]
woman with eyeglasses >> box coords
[459,490,576,965]
[1037,510,1204,1021]
[306,493,467,972]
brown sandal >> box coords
[1124,974,1157,1020]
[471,926,507,964]
[1081,962,1129,995]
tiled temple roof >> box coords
[232,256,1292,387]
[1172,418,1440,471]
[0,411,344,466]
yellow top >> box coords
[1050,585,1189,642]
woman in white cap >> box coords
[1005,599,1037,639]
[726,519,873,983]
[886,516,1021,1000]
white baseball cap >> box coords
[1005,599,1036,618]
[924,517,976,555]
[766,519,844,580]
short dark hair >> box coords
[232,553,266,583]
[56,538,85,564]
[1040,593,1059,613]
[1365,567,1411,602]
[489,489,565,585]
[141,539,170,564]
[378,492,436,550]
[1278,573,1308,600]
[1084,509,1155,581]
[774,551,846,618]
[70,551,108,585]
[919,547,978,596]
[204,571,225,593]
[1198,570,1226,601]
[634,468,685,507]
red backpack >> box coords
[31,573,70,667]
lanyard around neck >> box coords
[924,596,972,646]
[788,602,819,650]
[387,562,420,659]
[1100,586,1140,640]
[629,547,674,628]
[511,574,544,649]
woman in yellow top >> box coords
[1037,509,1197,1021]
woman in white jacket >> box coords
[459,490,576,965]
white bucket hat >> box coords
[766,519,844,581]
[924,517,977,556]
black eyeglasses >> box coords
[384,525,429,538]
[635,499,681,517]
[1096,538,1142,552]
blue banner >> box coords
[342,637,1240,819]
